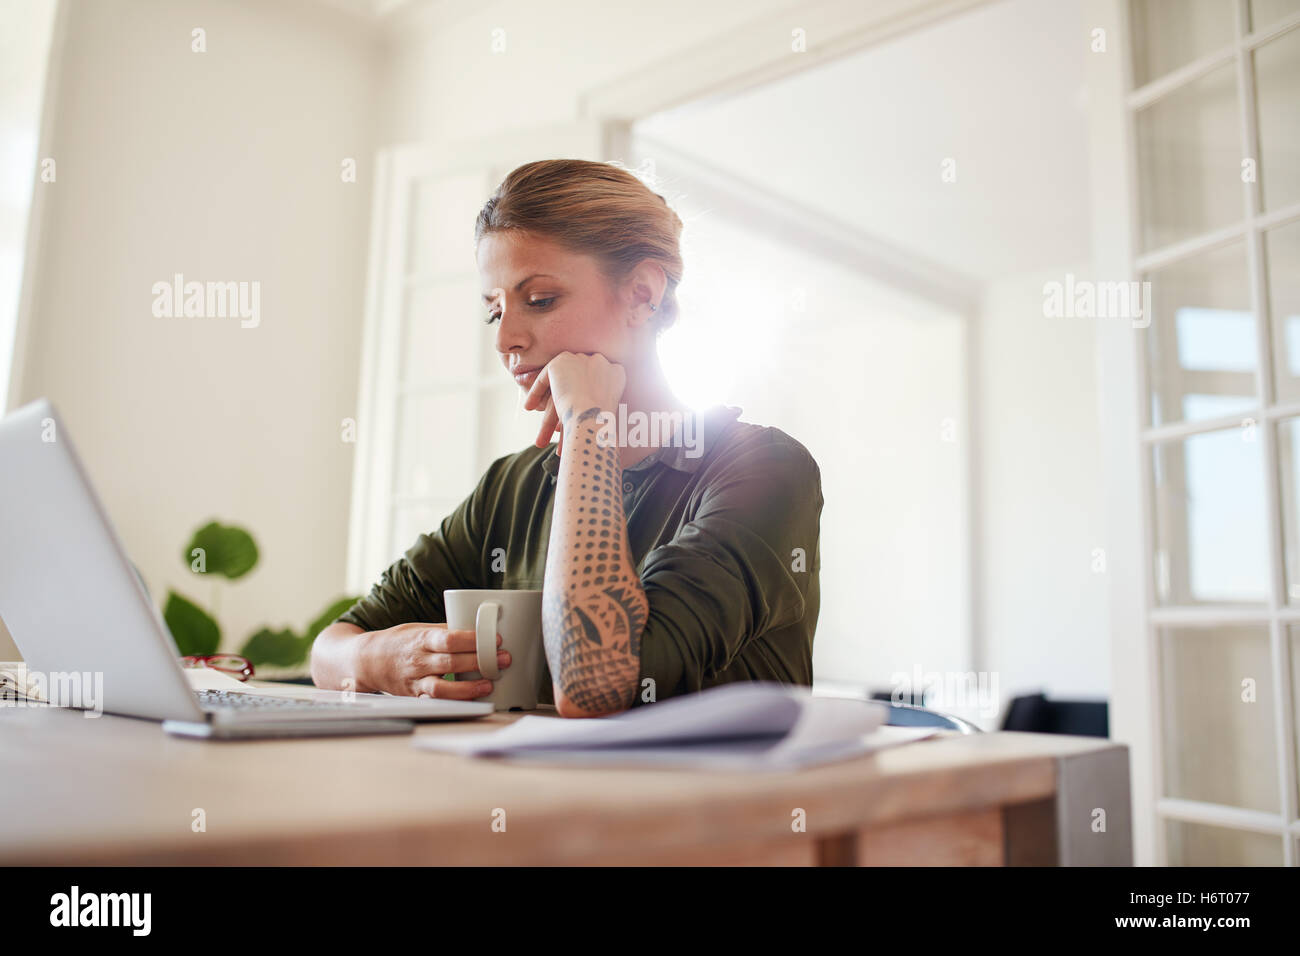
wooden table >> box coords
[0,690,1131,865]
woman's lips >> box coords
[513,368,540,388]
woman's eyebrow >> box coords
[481,273,556,301]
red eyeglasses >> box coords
[179,654,255,681]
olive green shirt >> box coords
[335,404,823,707]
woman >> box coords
[311,159,823,718]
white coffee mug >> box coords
[443,589,545,711]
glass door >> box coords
[1126,0,1300,865]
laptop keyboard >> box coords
[197,689,355,710]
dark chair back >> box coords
[1001,692,1108,736]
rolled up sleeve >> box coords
[334,460,498,633]
[634,437,823,702]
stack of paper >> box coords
[414,682,942,770]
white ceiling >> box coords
[303,0,408,19]
[635,0,1092,284]
[301,0,487,30]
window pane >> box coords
[1250,0,1300,32]
[1277,420,1300,602]
[479,319,505,378]
[407,171,484,276]
[478,382,538,472]
[1165,819,1283,865]
[1267,221,1300,402]
[401,278,483,387]
[1152,428,1268,605]
[1160,625,1279,813]
[1254,27,1300,212]
[1130,0,1236,86]
[1290,626,1300,811]
[1135,65,1244,252]
[1144,242,1257,427]
[394,392,476,498]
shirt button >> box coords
[623,481,634,493]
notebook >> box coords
[414,681,943,770]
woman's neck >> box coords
[612,359,693,470]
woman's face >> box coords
[477,230,637,394]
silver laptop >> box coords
[0,398,493,739]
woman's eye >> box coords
[485,298,554,325]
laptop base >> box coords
[162,718,415,739]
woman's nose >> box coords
[495,305,529,355]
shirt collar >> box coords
[541,404,742,479]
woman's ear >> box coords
[622,259,668,330]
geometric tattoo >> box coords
[542,404,650,715]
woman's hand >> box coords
[523,351,627,455]
[357,622,511,698]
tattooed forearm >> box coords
[542,405,649,716]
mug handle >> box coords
[475,602,501,680]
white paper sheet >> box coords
[414,682,943,771]
[473,725,941,770]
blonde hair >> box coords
[474,159,684,336]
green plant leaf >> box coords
[184,521,258,579]
[163,590,220,656]
[240,627,308,668]
[304,596,361,644]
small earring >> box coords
[649,303,658,312]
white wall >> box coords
[633,0,1091,282]
[6,0,380,661]
[376,0,795,145]
[976,264,1109,715]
